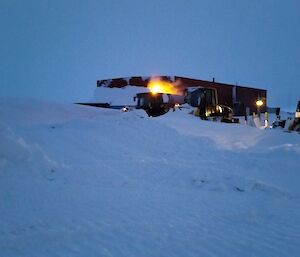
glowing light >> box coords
[148,80,179,95]
[122,106,129,112]
[150,84,161,94]
[256,100,263,107]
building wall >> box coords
[235,86,267,115]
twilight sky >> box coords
[0,0,299,110]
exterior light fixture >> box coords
[256,99,263,107]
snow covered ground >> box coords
[0,98,300,257]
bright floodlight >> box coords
[256,99,263,107]
[150,84,161,94]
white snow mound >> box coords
[0,98,299,257]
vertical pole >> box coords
[264,112,269,128]
[246,107,250,125]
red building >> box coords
[97,76,267,116]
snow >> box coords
[0,97,300,257]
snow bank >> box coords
[0,98,299,257]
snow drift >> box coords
[0,98,299,257]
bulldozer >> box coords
[134,92,172,117]
[185,87,235,122]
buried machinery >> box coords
[78,83,237,122]
[134,87,237,123]
[77,77,237,122]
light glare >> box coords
[256,100,263,107]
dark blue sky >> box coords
[1,0,299,110]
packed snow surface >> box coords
[0,98,300,257]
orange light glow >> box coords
[150,84,161,94]
[148,80,179,95]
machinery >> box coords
[271,100,300,132]
[185,87,235,122]
[78,78,237,123]
[134,87,237,122]
[288,100,300,132]
[134,92,172,117]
